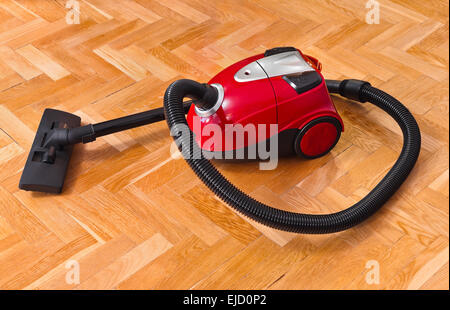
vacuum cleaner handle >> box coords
[43,102,193,148]
[42,81,220,148]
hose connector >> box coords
[338,79,371,102]
[194,83,224,117]
[193,83,219,110]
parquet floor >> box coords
[0,0,448,290]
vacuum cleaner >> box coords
[18,47,421,234]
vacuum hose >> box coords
[163,79,421,233]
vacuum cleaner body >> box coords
[187,47,343,158]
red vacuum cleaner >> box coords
[19,47,421,234]
[187,47,343,159]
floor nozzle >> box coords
[19,109,81,193]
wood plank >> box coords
[16,44,71,81]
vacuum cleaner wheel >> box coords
[294,116,342,159]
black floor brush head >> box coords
[19,109,81,193]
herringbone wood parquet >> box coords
[0,0,448,290]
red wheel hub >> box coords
[300,122,338,157]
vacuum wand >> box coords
[44,102,193,148]
[42,81,219,149]
[18,102,192,193]
[18,82,216,193]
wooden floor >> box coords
[0,0,448,290]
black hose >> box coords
[163,78,421,234]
